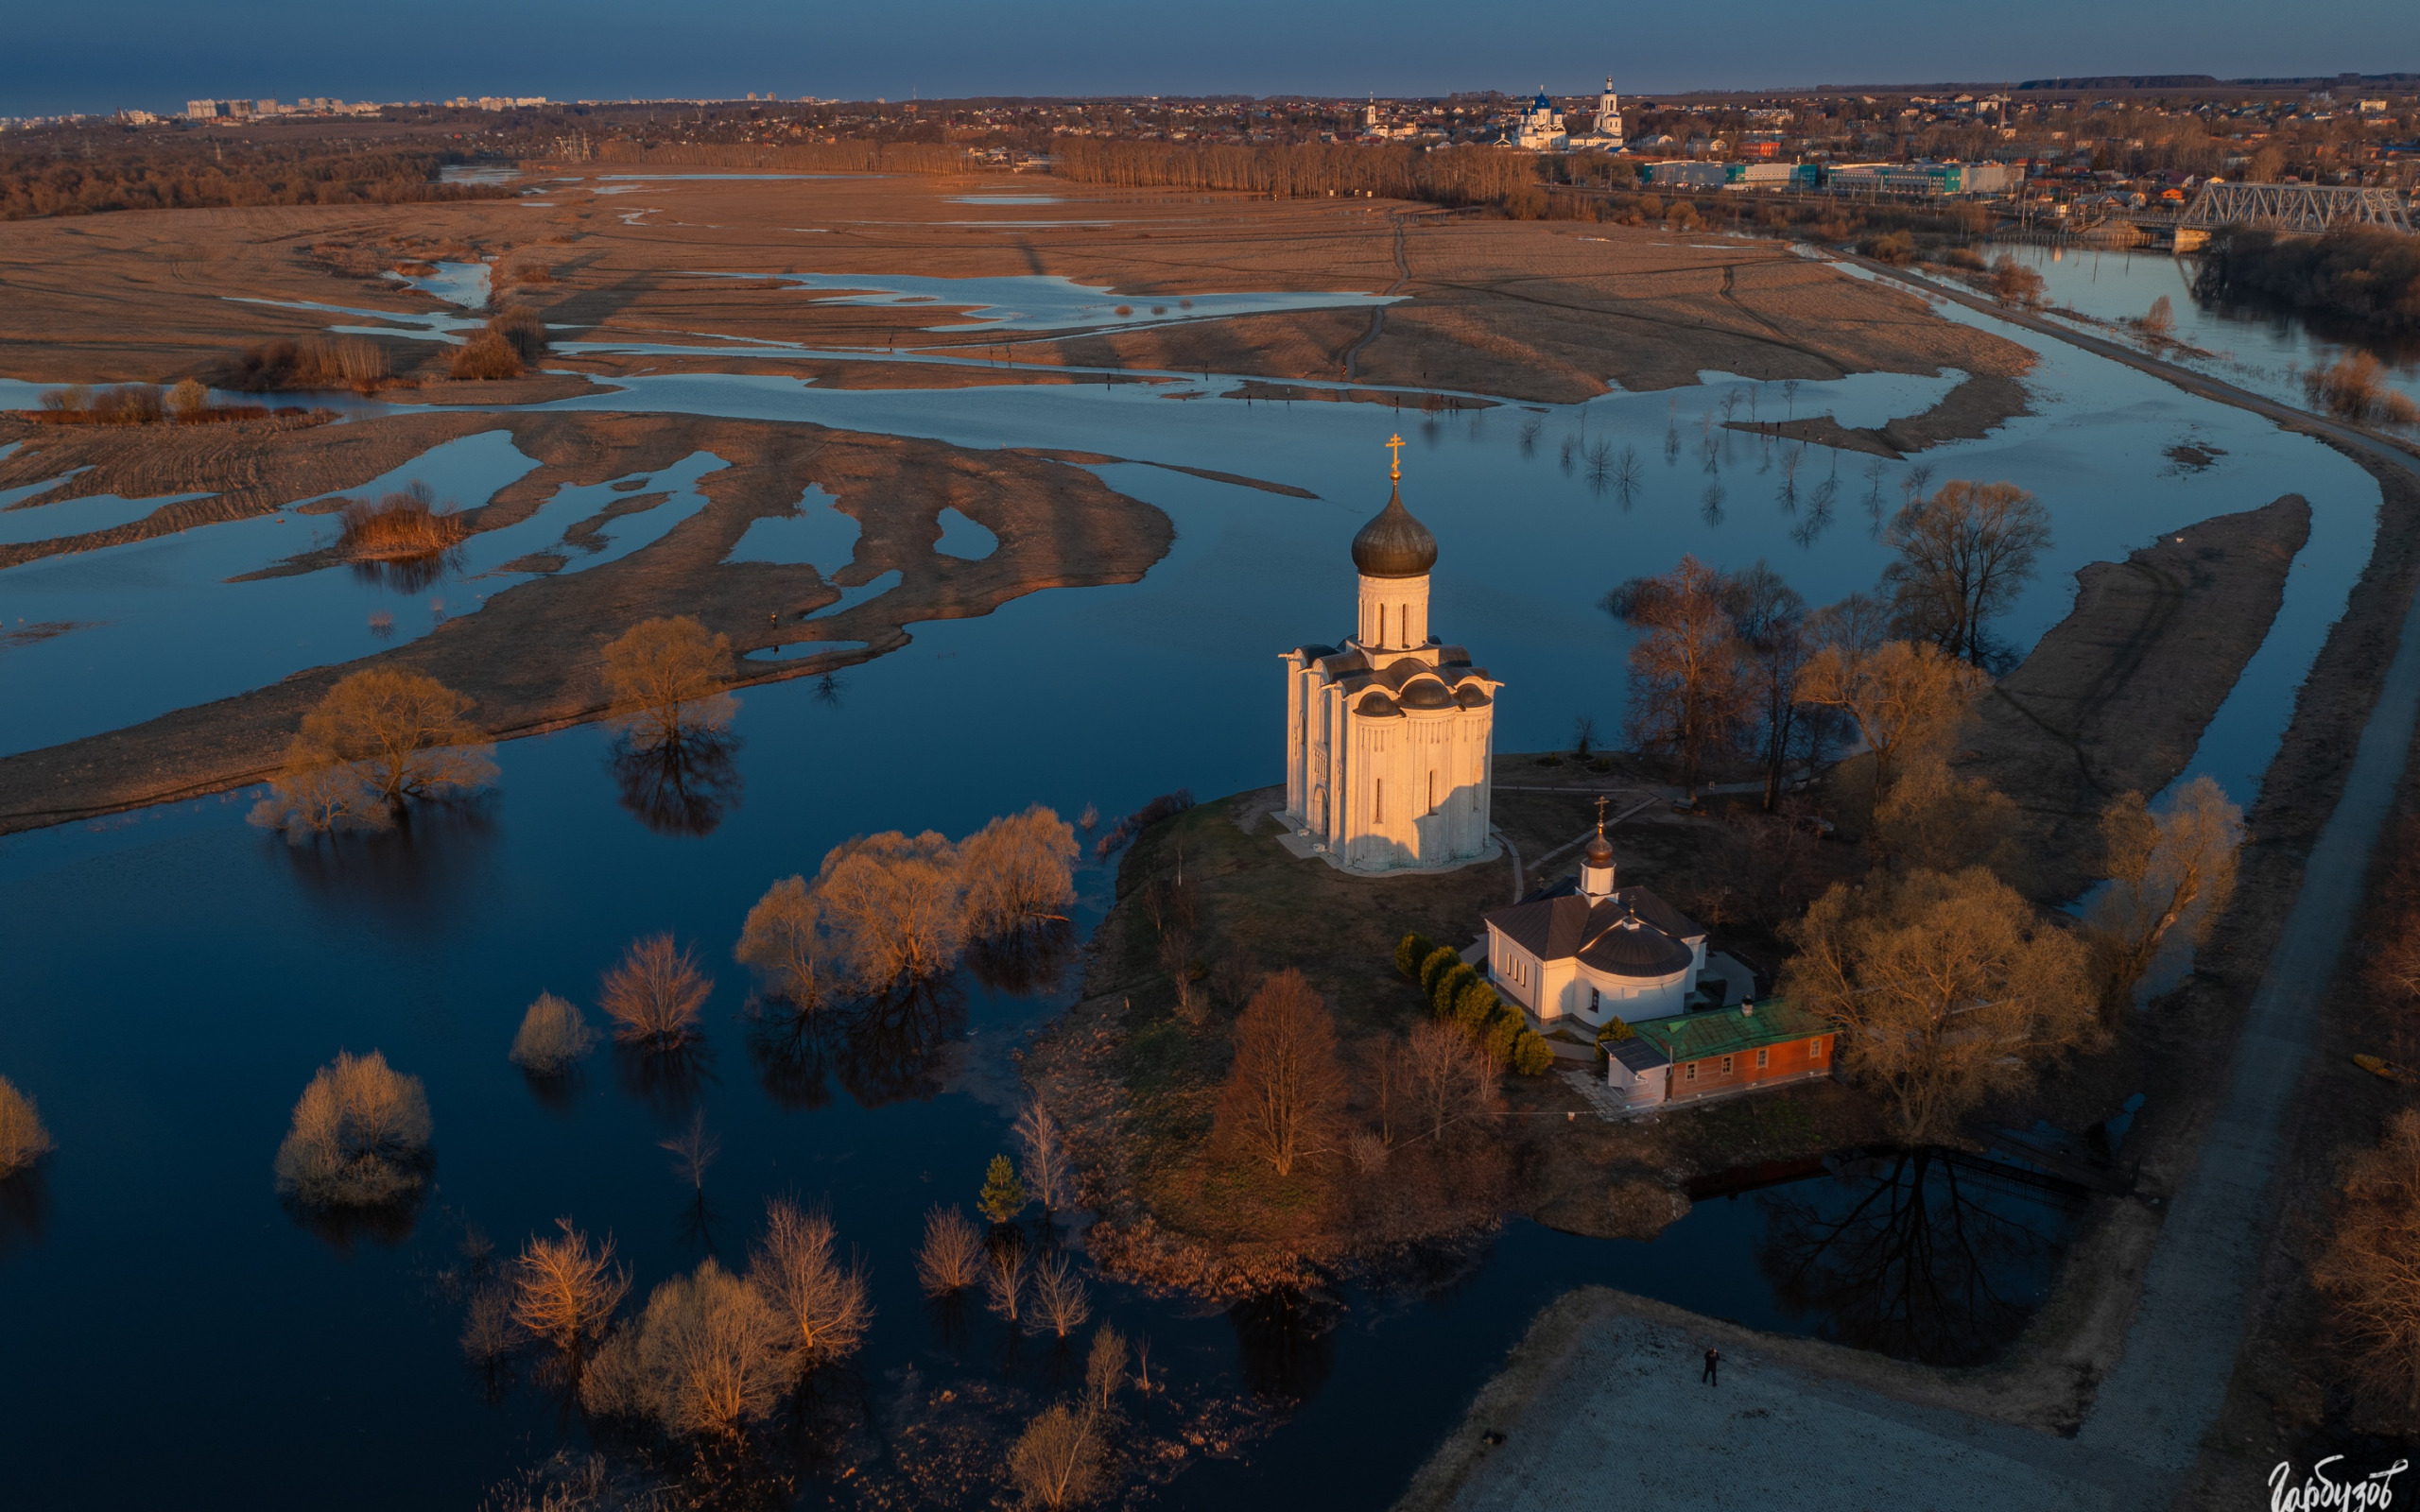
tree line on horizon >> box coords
[0,137,511,220]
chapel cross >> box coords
[1386,433,1405,481]
[1594,794,1611,833]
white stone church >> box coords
[1280,443,1500,872]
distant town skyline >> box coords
[3,0,2416,118]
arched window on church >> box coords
[1374,778,1383,823]
[1403,604,1412,642]
[1427,770,1437,814]
[1377,604,1387,644]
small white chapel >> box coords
[1280,438,1500,872]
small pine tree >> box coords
[1512,1032,1557,1076]
[1453,980,1501,1033]
[1431,962,1478,1019]
[1395,933,1436,980]
[978,1153,1027,1224]
[1418,946,1462,996]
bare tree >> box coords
[1015,1101,1073,1215]
[2312,1109,2420,1425]
[602,615,737,748]
[661,1110,720,1192]
[1008,1402,1107,1510]
[461,1282,517,1371]
[1032,1253,1094,1338]
[1722,560,1810,811]
[599,934,712,1047]
[2139,294,2176,342]
[1782,868,2099,1143]
[251,668,496,833]
[1084,1325,1128,1413]
[960,806,1080,942]
[1571,713,1599,758]
[983,1243,1028,1325]
[1793,639,1990,820]
[916,1206,985,1296]
[1881,481,2053,666]
[1988,254,2045,306]
[509,992,597,1075]
[735,875,830,1011]
[511,1219,631,1371]
[1401,1020,1502,1143]
[1602,556,1747,800]
[0,1075,55,1177]
[273,1050,433,1208]
[2084,777,2243,1020]
[580,1258,789,1440]
[750,1198,873,1371]
[813,831,966,992]
[1213,970,1348,1178]
[1872,755,2024,879]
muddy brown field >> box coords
[0,171,2033,409]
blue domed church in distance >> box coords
[1278,439,1500,873]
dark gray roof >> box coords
[1483,885,1704,980]
[1398,678,1455,710]
[1351,484,1439,578]
[1610,1038,1672,1073]
[1579,915,1696,977]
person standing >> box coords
[1703,1346,1720,1386]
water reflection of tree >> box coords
[276,794,501,933]
[0,1168,50,1259]
[614,1039,718,1122]
[745,1010,839,1112]
[1754,1147,2066,1366]
[608,730,744,838]
[283,1183,428,1251]
[834,977,967,1108]
[348,547,462,593]
[1229,1287,1339,1406]
[964,919,1076,998]
[744,976,967,1111]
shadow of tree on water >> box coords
[608,730,745,838]
[1754,1145,2078,1366]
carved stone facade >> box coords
[1280,470,1499,872]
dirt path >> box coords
[1340,212,1411,382]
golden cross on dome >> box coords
[1594,794,1610,833]
[1385,433,1405,481]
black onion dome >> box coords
[1350,485,1439,578]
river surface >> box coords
[1964,243,2420,417]
[0,257,2386,1508]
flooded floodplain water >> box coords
[1939,244,2420,418]
[0,260,2389,1508]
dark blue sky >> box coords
[6,0,2414,117]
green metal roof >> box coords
[1635,1000,1832,1062]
